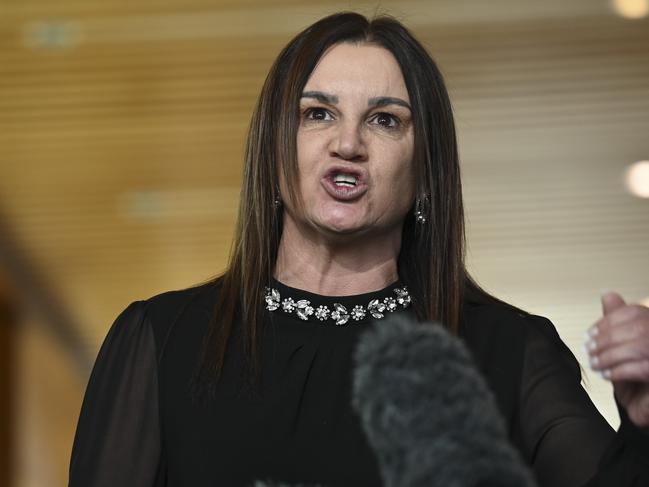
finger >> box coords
[601,291,626,316]
[600,359,649,383]
[603,304,649,328]
[586,313,649,354]
[586,304,649,338]
[589,339,649,371]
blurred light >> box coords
[611,0,649,18]
[642,297,649,307]
[23,20,81,49]
[625,161,649,198]
[118,188,239,221]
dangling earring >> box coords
[414,194,428,224]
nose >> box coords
[329,121,368,162]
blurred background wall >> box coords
[0,0,648,486]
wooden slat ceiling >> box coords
[1,0,648,425]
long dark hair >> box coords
[193,12,500,394]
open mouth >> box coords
[332,173,358,187]
[321,167,367,201]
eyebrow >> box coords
[300,91,411,111]
[301,91,339,104]
[368,96,411,111]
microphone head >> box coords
[353,314,537,487]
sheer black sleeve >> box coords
[520,315,649,487]
[69,301,164,487]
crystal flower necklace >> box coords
[264,284,411,325]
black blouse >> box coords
[68,280,649,486]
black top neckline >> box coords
[268,278,408,325]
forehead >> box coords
[303,43,409,101]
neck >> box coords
[274,216,402,296]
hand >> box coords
[585,291,649,429]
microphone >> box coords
[352,314,537,487]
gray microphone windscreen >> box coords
[352,314,537,487]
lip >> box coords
[321,165,368,201]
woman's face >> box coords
[287,42,415,240]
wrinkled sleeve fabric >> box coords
[520,315,649,487]
[69,301,164,487]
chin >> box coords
[313,207,367,235]
[316,220,366,237]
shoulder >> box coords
[461,300,560,345]
[142,279,220,324]
[461,300,579,377]
[459,300,580,421]
[461,301,530,348]
[145,278,220,335]
[111,280,221,359]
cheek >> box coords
[369,164,415,224]
[296,133,325,186]
[393,169,416,213]
[382,145,415,197]
[400,141,416,197]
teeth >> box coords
[333,173,358,186]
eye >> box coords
[370,112,400,129]
[303,107,335,122]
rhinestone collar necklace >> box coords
[264,281,411,326]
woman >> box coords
[69,12,649,487]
